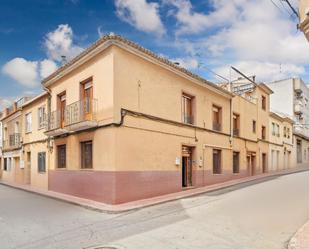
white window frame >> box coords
[38,106,46,130]
[25,112,32,133]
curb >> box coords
[1,167,309,213]
[288,221,309,249]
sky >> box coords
[0,0,306,109]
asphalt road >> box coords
[1,171,309,249]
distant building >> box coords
[299,0,309,41]
[266,78,309,165]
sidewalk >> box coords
[289,220,309,249]
[1,166,309,213]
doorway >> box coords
[262,153,267,173]
[182,146,193,188]
[247,153,256,176]
[25,152,31,184]
[58,93,66,128]
[81,79,93,121]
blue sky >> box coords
[0,0,305,109]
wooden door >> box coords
[262,153,267,173]
[82,81,93,120]
[182,146,192,187]
[58,94,66,128]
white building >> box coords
[266,78,309,138]
[267,78,309,166]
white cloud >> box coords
[2,58,39,87]
[44,24,83,62]
[40,59,58,78]
[97,26,104,38]
[115,0,165,36]
[170,0,309,82]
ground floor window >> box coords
[38,152,46,173]
[57,145,66,168]
[233,152,240,174]
[81,141,93,169]
[3,158,7,171]
[213,149,222,174]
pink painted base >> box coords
[48,168,258,204]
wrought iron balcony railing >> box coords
[3,133,21,150]
[65,98,98,126]
[183,115,194,125]
[233,128,239,136]
[213,122,222,131]
[48,110,62,131]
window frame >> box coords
[80,140,93,169]
[37,106,46,130]
[233,151,240,174]
[57,144,66,169]
[25,112,32,133]
[38,152,46,173]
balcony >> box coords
[183,115,194,125]
[233,128,239,136]
[213,122,222,132]
[45,98,98,136]
[294,103,303,114]
[45,110,68,137]
[64,98,98,132]
[3,133,21,151]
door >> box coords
[182,146,192,188]
[81,81,93,120]
[262,153,267,173]
[58,94,66,128]
[25,152,31,184]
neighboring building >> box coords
[266,78,309,165]
[268,112,294,171]
[299,0,309,41]
[0,35,306,205]
[0,112,3,179]
[1,97,30,184]
[20,93,48,189]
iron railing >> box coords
[65,98,98,126]
[183,115,194,125]
[3,133,21,150]
[213,122,221,131]
[233,128,239,136]
[48,110,62,131]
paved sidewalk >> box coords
[289,220,309,249]
[1,166,309,213]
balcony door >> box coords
[81,80,93,121]
[58,93,66,128]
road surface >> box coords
[1,171,309,249]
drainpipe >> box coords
[43,84,52,180]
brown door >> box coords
[252,155,256,175]
[81,81,93,120]
[262,153,267,173]
[25,152,31,184]
[182,146,192,187]
[58,94,66,128]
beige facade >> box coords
[299,0,309,40]
[268,112,294,171]
[0,35,307,204]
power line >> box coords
[197,62,229,83]
[281,0,299,18]
[270,0,286,15]
[278,0,294,16]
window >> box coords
[38,152,46,173]
[3,158,7,171]
[233,152,240,174]
[213,105,222,131]
[81,141,93,169]
[233,113,240,136]
[252,120,256,133]
[213,149,222,174]
[283,127,287,138]
[38,106,46,129]
[182,93,194,124]
[287,128,290,138]
[276,124,280,137]
[57,145,66,168]
[261,126,266,140]
[25,113,32,133]
[272,122,276,136]
[262,95,266,110]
